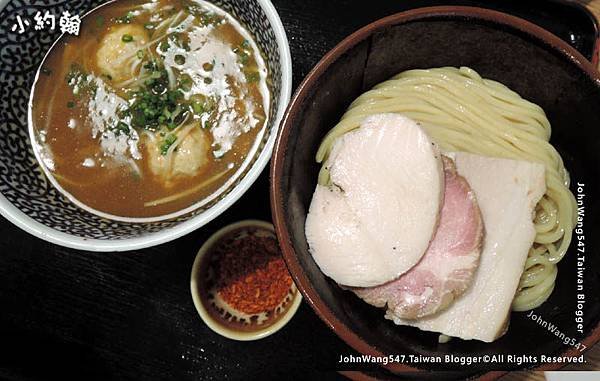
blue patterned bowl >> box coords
[0,0,291,251]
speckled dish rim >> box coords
[0,0,292,252]
[190,220,302,341]
[270,5,600,378]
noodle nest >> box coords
[316,67,576,311]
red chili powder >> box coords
[213,232,293,315]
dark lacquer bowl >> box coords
[270,6,600,379]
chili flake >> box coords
[213,232,292,315]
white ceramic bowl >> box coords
[0,0,292,251]
[190,220,302,340]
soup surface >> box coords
[31,0,270,219]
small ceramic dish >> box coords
[190,220,302,341]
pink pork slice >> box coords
[352,156,484,319]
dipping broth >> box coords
[31,0,270,219]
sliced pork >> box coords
[305,114,444,287]
[388,152,546,342]
[352,156,483,319]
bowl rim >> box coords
[0,0,292,252]
[270,5,600,376]
[189,219,302,341]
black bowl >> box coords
[270,6,600,378]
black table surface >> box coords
[0,1,597,380]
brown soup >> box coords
[31,0,270,219]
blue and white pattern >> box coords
[0,0,283,240]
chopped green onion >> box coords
[179,75,193,91]
[122,34,133,43]
[136,50,144,59]
[67,101,75,109]
[117,11,135,24]
[238,51,249,65]
[143,61,156,70]
[160,134,177,155]
[116,122,130,135]
[245,71,260,83]
[191,101,204,114]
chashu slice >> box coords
[352,156,484,319]
[387,152,546,342]
[305,113,444,288]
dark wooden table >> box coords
[0,1,597,380]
